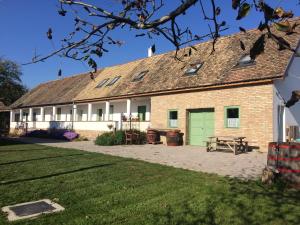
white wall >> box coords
[274,46,300,141]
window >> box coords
[168,110,178,128]
[14,113,20,122]
[109,105,114,120]
[97,109,103,121]
[23,113,28,122]
[132,71,148,82]
[138,105,146,121]
[184,63,203,75]
[78,110,84,121]
[225,106,240,128]
[69,109,73,121]
[57,108,62,120]
[33,112,37,122]
[106,76,121,86]
[96,79,109,88]
[236,55,254,67]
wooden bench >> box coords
[206,136,248,155]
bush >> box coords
[114,130,125,145]
[95,132,115,146]
[26,129,79,141]
[95,130,146,146]
[26,129,49,138]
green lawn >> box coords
[0,140,299,225]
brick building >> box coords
[9,20,300,151]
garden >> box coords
[0,139,299,225]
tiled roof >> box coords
[11,18,300,108]
[10,72,98,108]
[75,18,300,101]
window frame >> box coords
[224,106,240,128]
[168,109,179,128]
[132,70,148,82]
[235,55,255,68]
[96,78,109,88]
[184,63,203,76]
[106,76,121,86]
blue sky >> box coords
[0,0,299,88]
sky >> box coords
[0,0,299,89]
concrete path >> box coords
[8,137,267,180]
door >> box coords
[189,108,215,146]
[138,105,146,121]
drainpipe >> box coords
[71,101,74,131]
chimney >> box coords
[148,44,156,57]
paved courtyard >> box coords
[11,137,267,179]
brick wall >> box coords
[151,84,274,152]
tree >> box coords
[26,0,299,71]
[0,58,28,106]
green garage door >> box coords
[189,109,215,146]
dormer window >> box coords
[132,70,148,82]
[96,78,109,88]
[184,63,203,75]
[236,55,255,67]
[106,76,121,86]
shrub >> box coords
[95,130,147,146]
[26,130,49,138]
[26,129,79,141]
[95,132,115,146]
[114,130,125,145]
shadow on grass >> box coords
[0,148,55,153]
[0,137,68,146]
[0,153,91,166]
[0,162,118,186]
[0,138,29,146]
[149,178,300,225]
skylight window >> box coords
[184,63,203,75]
[96,79,109,88]
[236,55,254,67]
[132,70,148,82]
[106,76,121,86]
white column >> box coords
[28,108,33,122]
[73,105,77,121]
[88,103,93,121]
[52,106,56,121]
[10,110,13,123]
[19,109,23,122]
[40,107,44,122]
[105,101,110,121]
[282,107,286,142]
[126,99,131,118]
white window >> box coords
[225,107,240,128]
[168,110,178,128]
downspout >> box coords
[71,101,74,131]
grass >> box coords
[0,139,299,225]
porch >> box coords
[10,97,151,133]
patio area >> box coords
[13,137,267,179]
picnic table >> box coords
[206,136,248,155]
